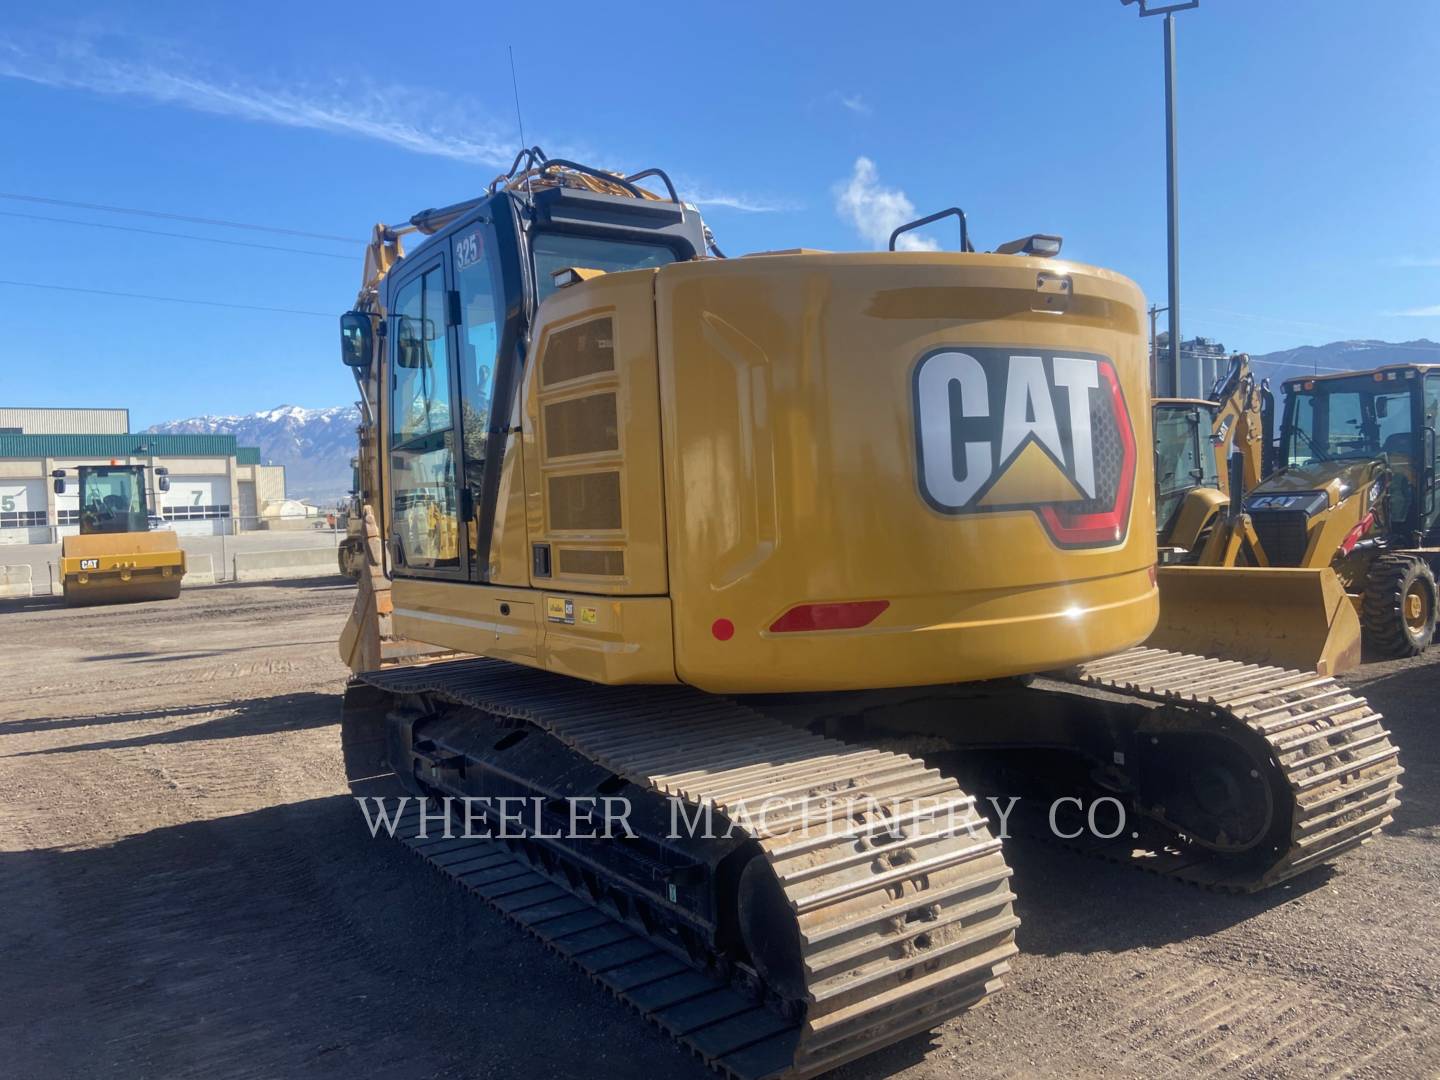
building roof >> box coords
[0,433,240,459]
[236,447,261,465]
[0,406,129,435]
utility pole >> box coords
[1123,0,1199,397]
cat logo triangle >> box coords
[977,439,1087,506]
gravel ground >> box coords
[0,583,1435,1079]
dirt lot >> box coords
[1,583,1436,1079]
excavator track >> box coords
[1050,646,1404,891]
[345,658,1019,1080]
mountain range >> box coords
[147,339,1440,503]
[1251,338,1440,384]
[148,404,360,502]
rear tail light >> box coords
[768,600,890,633]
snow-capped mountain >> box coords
[1251,339,1440,384]
[148,405,360,502]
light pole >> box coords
[1123,0,1199,399]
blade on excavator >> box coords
[1151,564,1362,676]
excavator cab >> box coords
[55,464,186,605]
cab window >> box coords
[389,265,460,572]
[532,233,675,303]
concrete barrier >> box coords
[185,554,216,586]
[232,547,343,583]
[0,564,33,599]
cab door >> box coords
[1423,374,1440,540]
[449,218,513,582]
[386,257,467,579]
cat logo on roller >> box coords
[913,347,1137,548]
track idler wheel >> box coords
[1134,705,1283,855]
[736,853,807,1005]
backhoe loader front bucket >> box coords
[60,531,186,606]
[1151,565,1362,675]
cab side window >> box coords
[389,265,460,571]
[1425,376,1440,535]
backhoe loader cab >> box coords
[1154,397,1221,549]
[54,464,186,605]
[1256,364,1440,654]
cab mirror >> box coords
[158,475,171,493]
[1375,396,1389,419]
[52,477,65,495]
[341,311,374,370]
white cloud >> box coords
[1,33,794,214]
[834,157,937,251]
[678,187,791,213]
[0,34,523,167]
[838,93,872,116]
[1389,304,1440,317]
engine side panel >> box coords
[655,253,1158,693]
[522,271,668,596]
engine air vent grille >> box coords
[542,318,615,386]
[1251,511,1310,567]
[544,394,619,458]
[558,548,625,577]
[548,472,622,531]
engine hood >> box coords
[1252,459,1375,508]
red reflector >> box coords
[769,600,890,633]
[711,618,735,641]
[1147,564,1158,587]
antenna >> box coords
[508,46,531,193]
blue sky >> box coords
[2,1,1436,428]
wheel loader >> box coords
[1154,362,1440,672]
[52,464,186,604]
[1154,352,1273,556]
[336,150,1400,1078]
[337,457,367,579]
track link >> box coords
[349,659,1018,1080]
[1057,646,1404,891]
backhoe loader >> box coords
[52,464,186,604]
[1154,352,1273,557]
[336,151,1400,1078]
[1153,363,1440,671]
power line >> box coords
[0,209,353,260]
[0,192,360,244]
[0,278,333,318]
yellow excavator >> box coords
[1154,352,1273,557]
[52,464,186,604]
[1154,362,1440,672]
[336,151,1400,1079]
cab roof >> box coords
[1284,363,1438,387]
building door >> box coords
[238,482,258,529]
[163,475,229,536]
[0,478,48,544]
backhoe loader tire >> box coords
[1362,555,1437,659]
